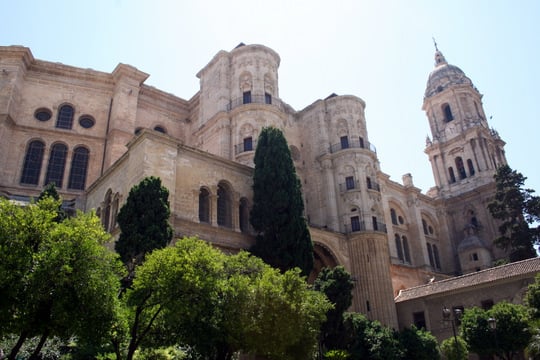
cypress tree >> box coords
[115,176,173,273]
[249,127,313,276]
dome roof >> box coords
[424,50,474,98]
[458,224,488,252]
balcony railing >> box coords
[226,95,284,112]
[329,139,377,154]
[339,180,360,192]
[234,140,258,155]
[367,180,381,192]
[344,221,387,234]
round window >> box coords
[79,116,95,129]
[34,108,52,121]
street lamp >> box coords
[488,317,498,359]
[443,306,463,358]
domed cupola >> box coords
[424,49,474,98]
[457,224,493,274]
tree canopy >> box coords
[249,126,313,276]
[115,176,173,274]
[488,165,539,261]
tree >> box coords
[37,182,67,222]
[249,126,313,276]
[398,326,440,360]
[313,266,354,353]
[440,336,468,360]
[488,165,539,261]
[461,302,532,360]
[526,273,540,319]
[0,198,123,360]
[115,176,173,285]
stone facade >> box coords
[0,43,517,329]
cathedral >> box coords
[1,43,537,335]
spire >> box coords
[432,37,447,67]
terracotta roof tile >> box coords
[395,257,540,302]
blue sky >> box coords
[3,0,539,194]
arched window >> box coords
[45,143,68,188]
[427,243,435,268]
[422,219,429,235]
[467,159,475,176]
[20,140,45,185]
[448,167,456,183]
[402,236,411,263]
[442,103,454,122]
[217,183,232,228]
[455,157,467,179]
[102,190,112,231]
[198,188,210,223]
[239,197,249,233]
[390,208,398,225]
[395,234,404,262]
[68,146,89,190]
[56,104,74,129]
[111,194,120,230]
[154,126,166,134]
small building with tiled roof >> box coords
[395,257,540,342]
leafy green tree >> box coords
[461,302,532,360]
[115,176,173,286]
[249,127,314,276]
[37,182,67,222]
[440,336,468,360]
[488,165,539,261]
[313,266,354,353]
[526,273,540,319]
[0,198,123,360]
[398,326,440,360]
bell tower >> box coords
[423,45,507,198]
[423,44,509,268]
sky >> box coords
[2,0,539,195]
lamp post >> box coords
[488,317,498,359]
[443,306,463,359]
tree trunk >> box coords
[7,331,29,360]
[28,331,49,360]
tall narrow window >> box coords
[239,197,249,233]
[366,177,372,190]
[68,146,89,190]
[448,167,456,183]
[402,236,411,263]
[56,104,74,129]
[345,176,355,190]
[198,188,210,223]
[359,137,365,148]
[427,243,435,267]
[243,91,251,104]
[422,219,429,235]
[433,244,441,269]
[20,140,45,185]
[372,216,378,231]
[340,136,349,149]
[467,159,475,176]
[243,137,253,151]
[442,103,454,122]
[111,194,120,230]
[395,234,404,262]
[456,157,467,179]
[217,183,232,228]
[390,208,398,225]
[45,143,68,188]
[102,190,112,231]
[265,92,272,104]
[351,216,361,232]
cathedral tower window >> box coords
[422,219,429,235]
[448,167,456,183]
[402,236,411,263]
[45,143,68,188]
[20,140,45,185]
[345,176,355,190]
[433,244,441,269]
[467,159,475,176]
[391,208,398,225]
[243,91,252,104]
[67,146,89,190]
[359,137,365,148]
[395,234,404,261]
[427,243,435,268]
[340,136,349,149]
[455,157,467,179]
[217,182,232,228]
[56,104,74,129]
[265,92,272,104]
[198,188,210,223]
[243,137,253,151]
[442,103,454,122]
[350,216,361,232]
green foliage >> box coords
[249,127,314,276]
[38,182,67,222]
[313,266,354,352]
[398,326,440,360]
[527,273,540,319]
[440,336,468,360]
[488,165,539,261]
[134,346,187,360]
[116,176,173,267]
[0,198,123,360]
[323,349,350,360]
[461,302,532,360]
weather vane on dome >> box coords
[432,37,439,51]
